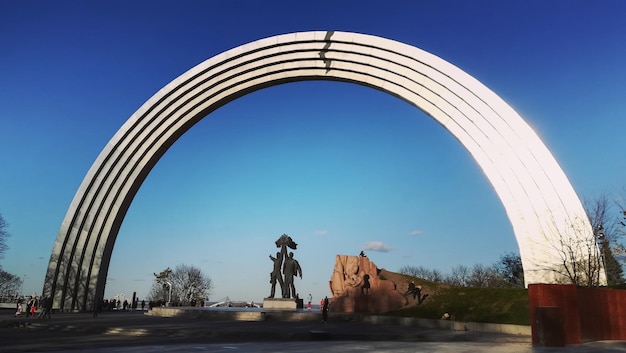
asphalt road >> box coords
[2,310,626,352]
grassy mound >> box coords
[378,270,530,325]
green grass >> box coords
[387,287,530,325]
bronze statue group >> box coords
[268,234,302,299]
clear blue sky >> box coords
[1,1,625,304]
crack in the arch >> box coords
[318,31,334,73]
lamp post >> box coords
[595,225,608,285]
[165,281,172,307]
[20,275,26,297]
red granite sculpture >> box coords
[328,255,405,313]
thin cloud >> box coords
[314,230,329,236]
[362,241,394,252]
[409,230,423,236]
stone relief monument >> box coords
[329,255,405,314]
[264,234,302,309]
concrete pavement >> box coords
[2,309,626,352]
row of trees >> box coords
[0,210,216,305]
[549,192,626,287]
[148,264,213,306]
[400,191,626,288]
[0,213,22,296]
[584,193,625,286]
[399,252,525,288]
[1,189,624,301]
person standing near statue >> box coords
[322,296,329,323]
[282,251,302,298]
[268,251,284,298]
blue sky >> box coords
[1,1,625,304]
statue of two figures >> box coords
[269,234,302,299]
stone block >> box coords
[263,298,297,310]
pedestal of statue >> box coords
[263,297,297,309]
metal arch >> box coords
[43,31,603,311]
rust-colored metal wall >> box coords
[529,284,626,345]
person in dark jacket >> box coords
[322,296,329,323]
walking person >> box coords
[322,296,329,323]
[307,293,312,310]
[404,281,416,304]
[44,296,52,319]
[404,281,416,298]
[93,297,101,317]
[14,298,23,317]
[30,297,37,317]
[37,296,52,319]
[38,297,48,318]
[26,297,33,318]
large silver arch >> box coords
[44,31,603,311]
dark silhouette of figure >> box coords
[30,297,37,317]
[282,251,302,298]
[274,233,298,250]
[359,250,366,257]
[141,300,145,311]
[417,286,429,304]
[93,297,101,317]
[43,296,52,319]
[26,297,33,317]
[269,251,284,298]
[15,297,23,317]
[38,297,48,318]
[362,274,371,295]
[322,296,329,323]
[404,281,416,298]
[403,281,429,305]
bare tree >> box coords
[0,213,10,261]
[494,252,525,287]
[444,265,470,287]
[0,269,21,296]
[541,215,605,287]
[616,187,626,246]
[398,265,428,279]
[401,262,507,288]
[466,264,505,288]
[398,265,442,282]
[0,212,19,296]
[148,264,213,306]
[585,193,624,286]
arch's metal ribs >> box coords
[43,31,602,311]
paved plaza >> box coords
[2,309,626,352]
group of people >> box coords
[93,297,147,316]
[403,280,429,305]
[268,234,302,299]
[14,295,52,318]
